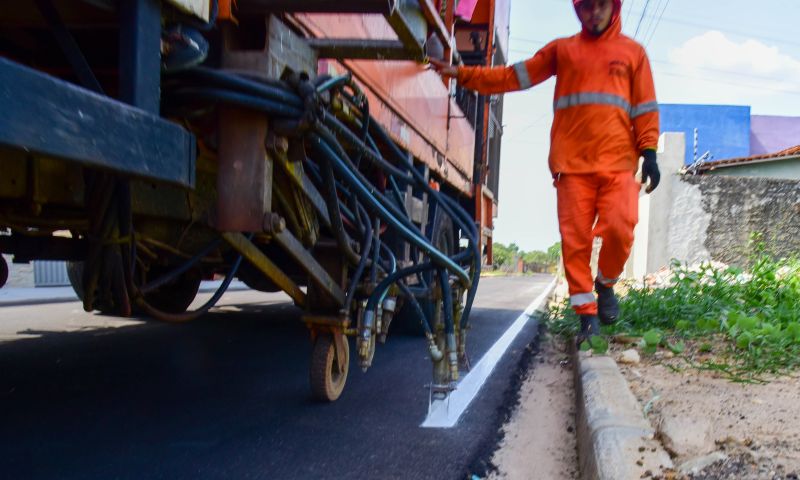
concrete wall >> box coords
[682,175,800,266]
[660,104,751,165]
[628,133,800,275]
[750,115,800,155]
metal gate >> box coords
[33,261,70,287]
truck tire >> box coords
[67,261,202,316]
[0,255,8,289]
[391,208,456,336]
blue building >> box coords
[659,104,751,165]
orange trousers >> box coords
[556,171,639,315]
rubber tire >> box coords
[66,260,117,314]
[67,261,202,316]
[310,334,349,402]
[391,209,456,336]
[140,265,202,314]
[0,255,8,289]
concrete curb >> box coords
[572,347,674,480]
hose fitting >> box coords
[426,333,444,362]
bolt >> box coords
[262,213,286,233]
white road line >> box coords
[421,277,558,429]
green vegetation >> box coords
[546,239,800,381]
[492,242,561,273]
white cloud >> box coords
[667,31,800,93]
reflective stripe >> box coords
[570,293,596,307]
[596,270,619,286]
[513,62,532,89]
[631,101,659,118]
[554,92,631,113]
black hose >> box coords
[320,157,362,267]
[324,114,413,184]
[439,268,455,335]
[168,87,304,118]
[174,67,303,108]
[397,281,432,336]
[315,126,426,240]
[368,122,482,329]
[343,208,374,313]
[310,134,470,285]
[139,238,223,294]
[134,249,245,323]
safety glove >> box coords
[641,149,660,193]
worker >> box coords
[430,0,660,346]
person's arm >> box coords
[631,48,661,193]
[430,40,558,95]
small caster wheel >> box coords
[310,333,349,402]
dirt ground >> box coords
[616,345,800,479]
[488,340,579,480]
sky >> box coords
[493,0,800,252]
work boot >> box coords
[595,280,619,325]
[575,314,601,349]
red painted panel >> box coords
[296,13,476,195]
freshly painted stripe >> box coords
[631,101,659,118]
[554,92,631,113]
[513,62,532,89]
[570,292,595,306]
[421,278,558,429]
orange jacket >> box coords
[457,8,659,175]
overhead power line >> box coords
[639,0,665,45]
[623,0,637,25]
[644,0,671,47]
[632,0,653,39]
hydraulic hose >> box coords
[310,134,470,285]
[174,67,302,108]
[315,126,430,244]
[320,157,362,267]
[367,122,481,328]
[343,207,374,313]
[323,114,413,184]
[133,249,245,323]
[168,87,304,118]
[139,237,222,294]
[316,73,351,94]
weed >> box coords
[544,244,800,381]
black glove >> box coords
[641,149,660,193]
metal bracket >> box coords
[273,230,346,306]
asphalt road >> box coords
[0,274,553,480]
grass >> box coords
[545,240,800,381]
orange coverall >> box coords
[457,2,659,315]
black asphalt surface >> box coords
[0,275,553,480]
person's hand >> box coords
[641,149,660,194]
[428,58,458,78]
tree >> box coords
[492,243,514,267]
[547,242,562,263]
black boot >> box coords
[595,280,619,325]
[576,314,601,349]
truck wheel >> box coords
[310,334,349,402]
[0,255,8,289]
[67,261,202,316]
[392,209,456,336]
[66,260,117,314]
[140,265,202,314]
